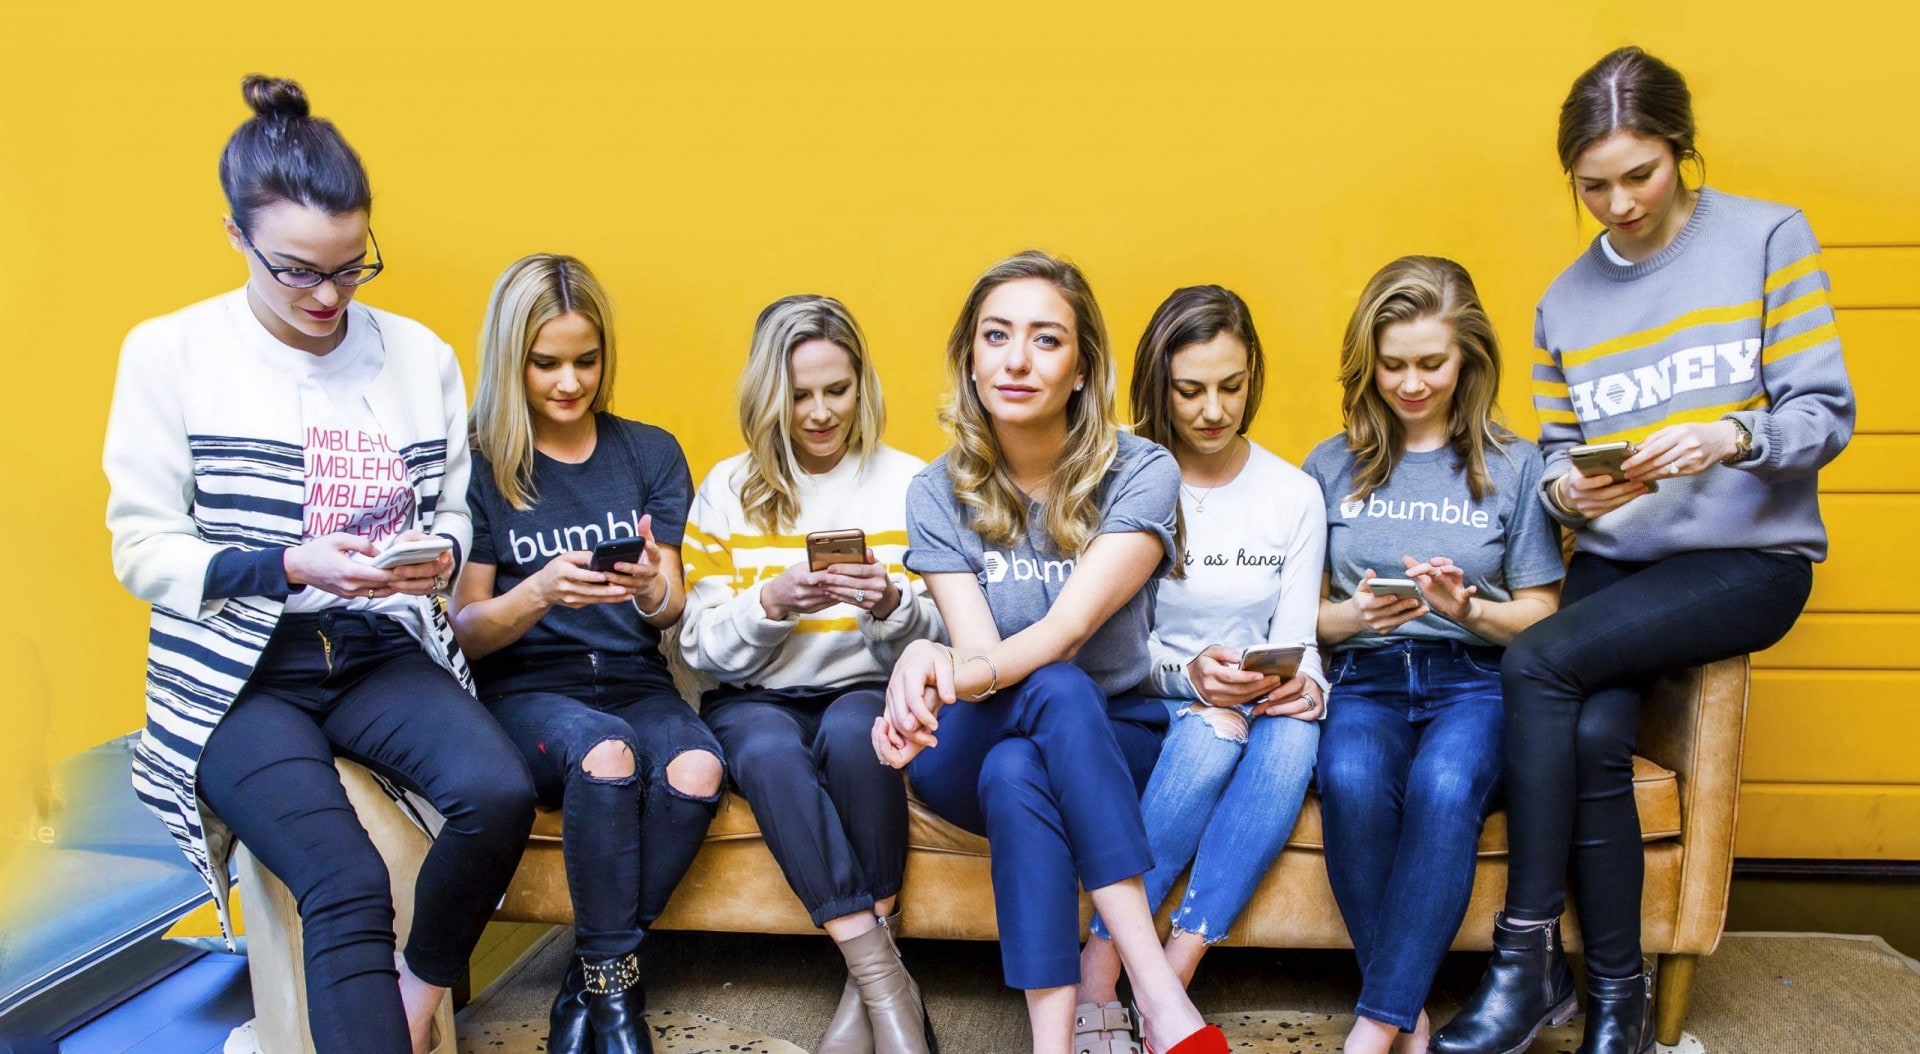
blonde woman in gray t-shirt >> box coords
[1305,256,1564,1054]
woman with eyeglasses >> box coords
[103,75,535,1054]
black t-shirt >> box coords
[468,413,692,692]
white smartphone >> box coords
[370,536,453,569]
[1368,577,1422,599]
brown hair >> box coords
[1558,47,1701,185]
[1337,256,1513,502]
[1128,285,1266,452]
[939,250,1118,556]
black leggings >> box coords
[702,684,906,927]
[1500,549,1811,977]
[198,612,536,1054]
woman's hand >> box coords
[1187,644,1281,707]
[872,639,950,768]
[759,562,842,621]
[1402,554,1476,622]
[375,530,456,597]
[285,533,400,599]
[1557,466,1650,519]
[601,515,667,613]
[1251,673,1320,721]
[530,552,630,610]
[813,550,902,619]
[1351,569,1428,634]
[1622,421,1739,482]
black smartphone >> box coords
[589,536,646,572]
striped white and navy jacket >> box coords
[103,289,474,945]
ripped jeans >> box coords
[1089,698,1318,945]
[483,657,723,961]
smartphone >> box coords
[1368,577,1422,600]
[1239,644,1305,679]
[370,536,453,569]
[806,529,867,572]
[589,536,646,572]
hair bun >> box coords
[241,75,311,120]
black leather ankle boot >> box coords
[1576,967,1655,1054]
[583,952,652,1054]
[1432,914,1578,1054]
[548,956,592,1054]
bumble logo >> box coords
[1339,498,1365,519]
[983,551,1010,583]
[982,550,1073,584]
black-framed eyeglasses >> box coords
[240,228,385,289]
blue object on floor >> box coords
[56,951,250,1054]
[0,736,215,1017]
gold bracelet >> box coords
[959,653,999,701]
[1545,474,1580,519]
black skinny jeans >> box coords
[198,612,537,1054]
[1501,548,1811,977]
[482,657,723,961]
[701,684,906,927]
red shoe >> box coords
[1145,1023,1227,1054]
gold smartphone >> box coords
[1569,441,1656,490]
[1239,644,1305,679]
[805,529,868,572]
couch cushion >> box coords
[529,754,1680,857]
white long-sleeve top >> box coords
[1145,442,1329,711]
[678,445,943,689]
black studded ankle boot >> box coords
[1432,914,1578,1054]
[547,956,592,1054]
[583,952,652,1054]
[1576,966,1655,1054]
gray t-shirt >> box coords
[906,431,1180,694]
[1303,434,1564,650]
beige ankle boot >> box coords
[817,973,873,1054]
[837,922,937,1054]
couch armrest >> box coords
[1637,655,1750,955]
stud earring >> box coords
[1074,381,1084,391]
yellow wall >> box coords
[2,1,1915,864]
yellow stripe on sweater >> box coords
[1762,319,1840,366]
[794,617,860,633]
[1764,253,1824,297]
[1560,301,1761,370]
[1763,287,1832,332]
[719,528,912,549]
[1579,393,1772,446]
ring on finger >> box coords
[1667,463,1680,476]
[855,589,865,604]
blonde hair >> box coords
[735,295,887,535]
[471,254,618,510]
[1337,255,1511,503]
[940,250,1118,556]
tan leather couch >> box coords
[496,655,1750,1047]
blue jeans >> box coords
[1315,640,1505,1032]
[1089,699,1318,944]
[906,663,1166,989]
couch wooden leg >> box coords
[1655,952,1697,1046]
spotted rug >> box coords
[1208,1010,1703,1052]
[456,1008,806,1053]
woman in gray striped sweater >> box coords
[1435,47,1855,1054]
[103,76,534,1054]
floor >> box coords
[56,952,250,1054]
